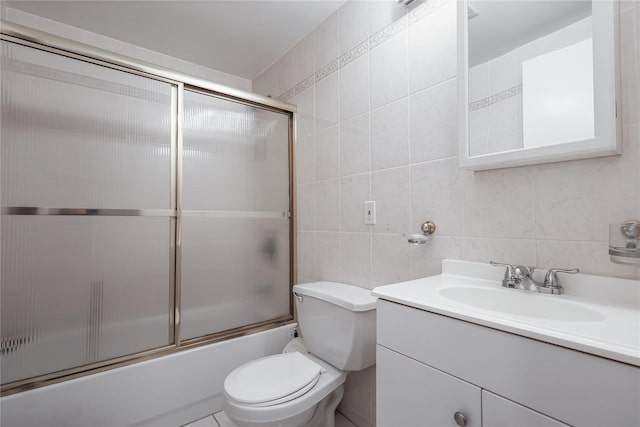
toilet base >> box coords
[306,385,344,427]
[224,384,345,427]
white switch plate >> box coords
[364,201,376,225]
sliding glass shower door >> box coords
[180,90,291,341]
[0,37,293,391]
[0,40,176,384]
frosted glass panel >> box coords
[183,90,290,211]
[1,216,171,384]
[181,216,290,340]
[0,40,173,209]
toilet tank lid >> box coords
[293,282,377,312]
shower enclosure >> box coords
[0,24,296,395]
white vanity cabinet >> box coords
[376,300,640,427]
[377,345,482,427]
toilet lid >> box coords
[224,352,324,405]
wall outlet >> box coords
[364,201,376,225]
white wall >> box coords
[253,0,640,425]
[0,7,252,92]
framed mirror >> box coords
[458,0,621,171]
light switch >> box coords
[364,201,376,225]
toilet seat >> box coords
[224,352,324,406]
[223,353,348,427]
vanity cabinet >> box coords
[377,345,481,427]
[376,300,640,427]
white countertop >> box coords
[372,260,640,366]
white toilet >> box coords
[222,281,377,427]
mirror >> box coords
[458,0,621,171]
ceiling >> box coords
[468,0,592,66]
[4,0,345,80]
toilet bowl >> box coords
[222,282,377,427]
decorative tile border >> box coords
[469,84,523,111]
[278,0,449,101]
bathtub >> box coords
[0,323,296,427]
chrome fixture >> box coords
[609,220,640,265]
[406,220,436,244]
[490,261,579,295]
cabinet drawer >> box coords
[377,300,640,427]
[377,345,481,427]
[482,391,569,427]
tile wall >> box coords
[253,1,640,426]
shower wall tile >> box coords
[536,239,640,280]
[532,125,640,242]
[410,78,458,163]
[292,87,315,139]
[316,125,340,181]
[254,1,640,425]
[340,54,370,121]
[340,232,372,288]
[408,0,456,94]
[339,1,370,55]
[315,11,340,71]
[620,3,639,127]
[341,173,371,233]
[316,231,341,282]
[370,98,410,170]
[315,178,340,232]
[371,166,411,235]
[410,236,463,279]
[460,237,537,268]
[295,134,315,185]
[297,231,316,280]
[411,158,463,237]
[296,183,315,231]
[340,113,371,177]
[292,32,315,85]
[370,29,408,109]
[369,0,407,35]
[371,233,411,286]
[315,72,340,131]
[462,166,536,239]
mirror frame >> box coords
[458,0,621,171]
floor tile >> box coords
[336,412,357,427]
[213,411,239,427]
[182,415,218,427]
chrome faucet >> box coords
[490,261,579,295]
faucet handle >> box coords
[490,261,515,275]
[490,261,518,288]
[543,268,579,289]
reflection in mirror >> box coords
[467,1,594,156]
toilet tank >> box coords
[293,282,377,371]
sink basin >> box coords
[439,286,605,322]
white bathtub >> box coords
[0,324,296,427]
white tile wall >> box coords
[255,1,640,425]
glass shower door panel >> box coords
[180,217,290,340]
[0,41,174,384]
[1,216,171,384]
[181,90,291,340]
[183,90,290,212]
[1,41,172,209]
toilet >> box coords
[222,281,377,427]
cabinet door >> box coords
[377,345,481,427]
[483,391,569,427]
